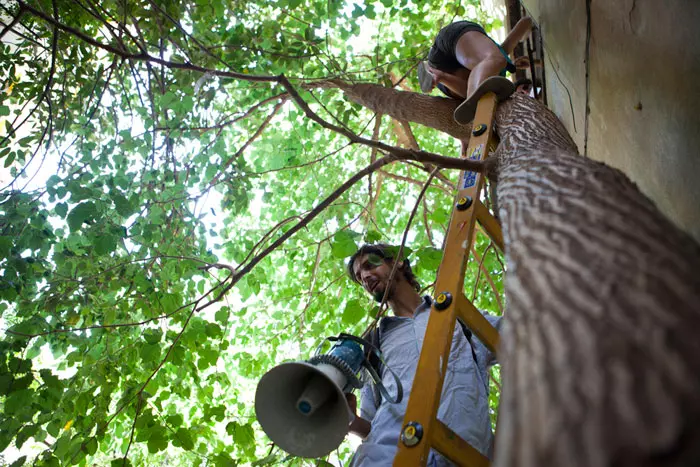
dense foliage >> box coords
[0,0,505,465]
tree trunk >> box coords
[492,94,700,467]
[340,84,700,466]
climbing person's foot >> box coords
[417,61,435,93]
[453,76,515,124]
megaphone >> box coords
[255,333,402,459]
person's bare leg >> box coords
[454,31,507,98]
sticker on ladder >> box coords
[461,144,484,190]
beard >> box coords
[372,286,393,303]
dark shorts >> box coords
[427,21,516,74]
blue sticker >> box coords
[461,144,484,189]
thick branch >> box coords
[340,82,473,140]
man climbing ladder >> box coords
[345,244,502,466]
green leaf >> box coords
[66,202,97,231]
[0,236,12,258]
[83,437,98,455]
[166,414,184,427]
[143,328,163,345]
[417,247,443,272]
[147,430,168,453]
[112,194,135,218]
[234,423,255,450]
[140,343,162,363]
[342,299,365,324]
[331,230,358,258]
[213,453,237,467]
[215,308,228,324]
[15,425,37,449]
[175,427,194,451]
[94,234,117,255]
[365,229,382,243]
[55,202,68,218]
[4,151,15,167]
[39,369,61,388]
[0,105,10,116]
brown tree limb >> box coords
[0,6,25,41]
[19,3,478,174]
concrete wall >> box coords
[521,0,700,242]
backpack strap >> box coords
[367,318,478,410]
[457,317,478,365]
[364,327,384,410]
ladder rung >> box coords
[456,293,500,354]
[431,420,490,467]
[474,200,504,252]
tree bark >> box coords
[492,94,700,467]
[331,81,473,141]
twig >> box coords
[0,6,25,41]
[471,243,493,302]
[422,198,435,248]
[0,6,58,151]
[378,169,451,194]
[122,395,144,466]
[367,113,383,223]
[362,167,441,337]
[208,99,285,187]
[299,241,324,333]
[490,371,502,391]
[470,244,504,314]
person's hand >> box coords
[346,393,358,419]
[514,56,531,69]
[346,393,372,439]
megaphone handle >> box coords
[364,360,403,404]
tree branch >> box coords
[208,99,285,187]
[0,6,25,41]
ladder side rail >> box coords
[393,93,501,466]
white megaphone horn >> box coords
[254,333,402,459]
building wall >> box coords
[521,0,700,241]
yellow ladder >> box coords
[393,92,503,466]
